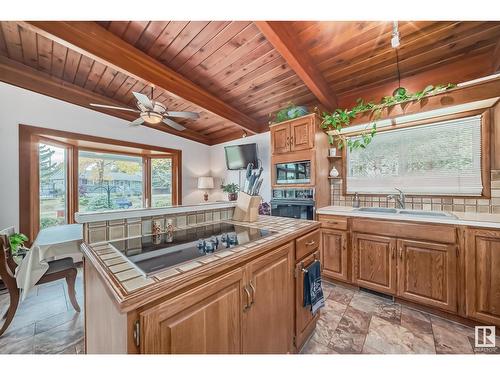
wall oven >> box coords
[275,160,311,185]
[270,188,315,220]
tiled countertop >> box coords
[317,206,500,229]
[81,215,319,312]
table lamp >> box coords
[197,176,214,202]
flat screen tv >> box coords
[224,143,258,170]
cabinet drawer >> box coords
[296,229,320,261]
[317,214,348,230]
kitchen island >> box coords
[77,203,321,354]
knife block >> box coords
[232,192,262,222]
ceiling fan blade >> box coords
[165,111,200,119]
[163,118,186,131]
[132,91,154,110]
[129,117,144,127]
[90,103,139,112]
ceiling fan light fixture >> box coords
[140,111,163,124]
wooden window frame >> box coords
[342,108,492,198]
[19,124,182,243]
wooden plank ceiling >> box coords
[0,21,499,144]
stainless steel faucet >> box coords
[387,188,405,209]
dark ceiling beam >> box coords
[22,21,260,135]
[255,21,338,110]
[0,55,211,144]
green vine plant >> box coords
[320,83,457,151]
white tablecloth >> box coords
[15,224,83,300]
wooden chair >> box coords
[0,233,80,336]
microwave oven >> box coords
[275,160,311,185]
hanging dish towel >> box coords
[303,261,325,315]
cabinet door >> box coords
[243,242,294,353]
[139,269,243,354]
[321,229,349,282]
[465,230,500,326]
[271,123,290,154]
[397,239,457,313]
[290,117,314,151]
[352,233,397,295]
[295,249,320,349]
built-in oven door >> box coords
[275,160,311,185]
[270,199,315,220]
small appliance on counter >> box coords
[270,188,315,220]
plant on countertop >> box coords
[9,232,29,255]
[220,183,240,194]
[269,102,309,124]
[320,83,457,151]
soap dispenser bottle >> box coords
[353,192,360,208]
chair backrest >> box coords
[0,234,17,290]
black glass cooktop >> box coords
[109,222,274,277]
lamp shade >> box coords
[197,176,214,189]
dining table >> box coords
[15,224,83,300]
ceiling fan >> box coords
[90,87,200,131]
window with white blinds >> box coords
[346,115,483,196]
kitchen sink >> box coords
[356,207,398,214]
[399,210,457,218]
[354,207,457,219]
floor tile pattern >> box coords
[301,282,500,355]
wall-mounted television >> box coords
[224,143,258,170]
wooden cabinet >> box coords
[270,116,314,154]
[242,242,294,353]
[139,268,244,354]
[290,117,314,151]
[321,229,349,282]
[352,233,397,295]
[295,249,320,349]
[465,229,500,326]
[397,239,457,313]
[271,122,290,154]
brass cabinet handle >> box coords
[249,281,256,306]
[305,240,316,246]
[243,286,252,311]
[290,136,294,144]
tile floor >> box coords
[301,282,500,354]
[1,274,498,354]
[0,269,84,354]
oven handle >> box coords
[270,200,315,206]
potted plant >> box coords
[8,232,29,263]
[220,183,240,201]
[269,102,309,124]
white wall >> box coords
[209,132,271,203]
[0,82,212,230]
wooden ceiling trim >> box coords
[24,21,260,135]
[0,55,211,144]
[255,21,337,110]
[36,34,53,74]
[83,60,106,91]
[208,130,246,145]
[62,49,81,83]
[176,21,251,75]
[169,21,230,70]
[252,90,317,118]
[0,24,7,54]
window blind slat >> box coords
[346,115,483,196]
